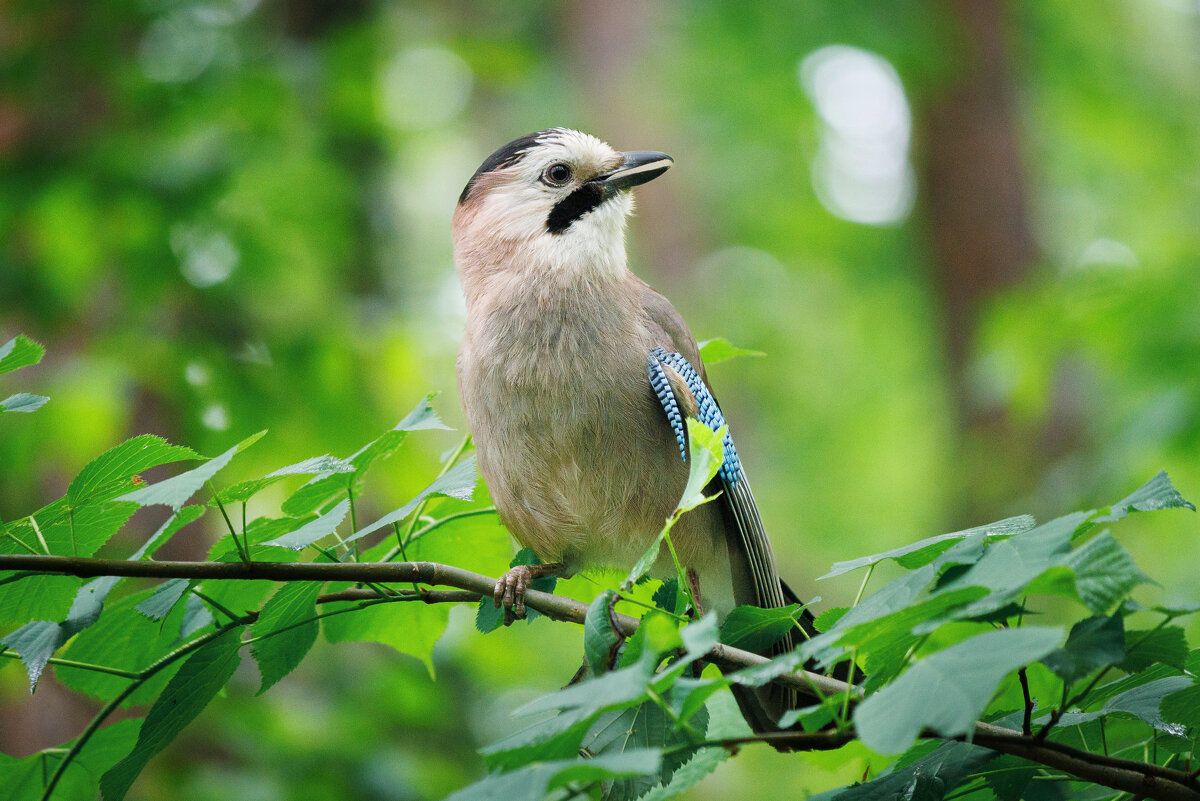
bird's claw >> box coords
[494,565,534,625]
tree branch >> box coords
[4,553,1198,801]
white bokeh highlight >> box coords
[800,45,915,226]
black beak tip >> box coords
[603,150,674,191]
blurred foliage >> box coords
[2,0,1198,799]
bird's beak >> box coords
[595,151,673,192]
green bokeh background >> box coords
[2,1,1198,798]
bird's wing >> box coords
[638,286,788,612]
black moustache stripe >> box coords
[546,183,607,234]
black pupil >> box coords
[549,164,570,183]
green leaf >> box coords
[130,506,205,560]
[395,393,454,431]
[1120,626,1188,672]
[1041,614,1124,685]
[5,498,139,558]
[1,575,123,690]
[820,515,1035,578]
[0,572,79,627]
[347,456,477,542]
[1,621,62,692]
[585,590,621,676]
[281,427,409,516]
[322,596,448,676]
[813,607,848,632]
[407,509,509,577]
[1161,682,1200,729]
[1065,531,1149,613]
[209,454,356,506]
[678,418,724,513]
[697,337,764,364]
[116,441,246,509]
[0,393,49,413]
[1099,675,1192,736]
[68,435,200,507]
[136,579,191,621]
[584,700,705,801]
[100,626,244,801]
[1095,471,1195,522]
[445,750,662,801]
[58,591,192,704]
[0,335,44,374]
[1086,662,1183,709]
[719,603,806,652]
[853,626,1063,754]
[250,581,323,693]
[262,499,350,550]
[806,739,997,801]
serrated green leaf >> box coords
[136,579,191,621]
[806,739,996,801]
[446,749,662,801]
[0,572,79,627]
[100,626,244,801]
[1121,626,1188,672]
[347,457,476,542]
[1065,531,1149,613]
[1099,676,1192,736]
[1,718,141,801]
[697,337,764,364]
[651,579,678,613]
[58,591,192,704]
[130,506,205,560]
[262,499,349,551]
[813,606,848,632]
[1161,682,1200,729]
[68,435,200,507]
[1,393,49,413]
[1041,614,1124,685]
[250,581,322,693]
[853,626,1063,754]
[209,455,357,507]
[395,393,453,431]
[116,442,243,509]
[1095,471,1195,522]
[1,574,123,690]
[584,700,705,801]
[5,499,139,558]
[0,621,62,692]
[281,429,408,516]
[719,603,805,652]
[0,335,44,374]
[678,419,724,513]
[407,510,508,576]
[585,590,621,676]
[820,515,1035,579]
[322,597,448,677]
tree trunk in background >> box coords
[918,0,1050,521]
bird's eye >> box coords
[543,162,573,186]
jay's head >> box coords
[453,128,671,279]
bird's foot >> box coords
[493,562,564,625]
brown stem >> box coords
[5,553,1199,800]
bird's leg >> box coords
[686,567,705,618]
[493,562,566,624]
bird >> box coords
[452,127,814,734]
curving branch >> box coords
[2,553,1199,801]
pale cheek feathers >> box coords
[464,186,633,278]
